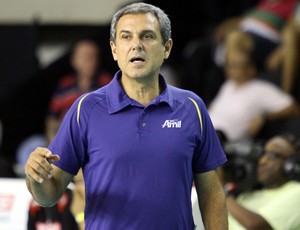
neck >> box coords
[120,75,161,106]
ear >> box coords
[163,38,173,60]
[110,41,118,61]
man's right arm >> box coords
[25,147,73,207]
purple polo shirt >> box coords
[49,71,227,229]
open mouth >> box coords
[130,57,145,63]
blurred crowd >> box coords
[1,0,300,229]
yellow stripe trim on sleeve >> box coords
[77,94,90,126]
[188,97,203,134]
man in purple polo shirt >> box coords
[25,2,228,229]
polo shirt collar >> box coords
[106,70,174,114]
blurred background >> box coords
[0,0,257,164]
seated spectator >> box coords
[225,134,300,229]
[208,31,300,142]
[46,39,112,142]
[183,0,297,104]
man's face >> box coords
[110,13,172,81]
[257,137,294,187]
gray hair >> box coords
[110,2,171,45]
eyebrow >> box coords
[119,29,156,34]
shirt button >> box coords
[142,123,146,127]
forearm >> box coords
[195,171,228,230]
[200,187,228,229]
[281,17,299,92]
[26,175,63,207]
[266,104,300,121]
[25,148,73,207]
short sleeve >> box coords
[190,97,227,173]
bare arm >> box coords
[25,147,73,207]
[226,196,272,230]
[194,170,228,230]
[266,103,300,121]
[249,103,300,136]
[281,17,300,93]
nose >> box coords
[132,37,142,51]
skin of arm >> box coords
[281,17,299,93]
[226,196,273,230]
[25,147,73,207]
[194,170,228,230]
[248,103,300,136]
[266,17,300,93]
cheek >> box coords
[150,49,165,62]
[115,46,129,60]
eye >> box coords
[121,34,130,40]
[143,33,154,39]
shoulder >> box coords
[73,87,108,125]
[168,85,206,107]
[250,79,279,89]
[75,87,107,111]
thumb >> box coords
[47,154,60,164]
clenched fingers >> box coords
[25,147,60,183]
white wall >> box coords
[0,179,32,230]
[0,0,137,24]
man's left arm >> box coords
[194,170,228,230]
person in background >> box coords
[265,1,300,96]
[213,0,297,72]
[225,134,300,229]
[27,170,85,230]
[27,187,79,230]
[46,39,112,142]
[70,169,85,230]
[208,30,300,142]
[25,2,228,229]
[184,0,297,105]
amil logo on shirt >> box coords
[162,119,182,128]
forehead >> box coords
[116,13,160,32]
[265,137,295,156]
[74,42,98,55]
